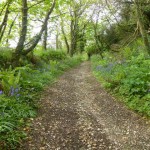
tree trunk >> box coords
[56,31,59,49]
[61,25,70,53]
[134,0,150,55]
[6,14,18,45]
[70,19,75,57]
[79,33,86,54]
[60,14,70,54]
[70,14,78,57]
[0,2,7,16]
[23,0,56,55]
[0,1,10,35]
[14,0,28,62]
[0,23,7,42]
[43,22,48,50]
[93,24,103,59]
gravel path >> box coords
[21,62,150,150]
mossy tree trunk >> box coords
[134,0,150,55]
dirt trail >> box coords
[21,62,150,150]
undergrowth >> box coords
[91,53,150,117]
[0,47,13,68]
[0,55,83,149]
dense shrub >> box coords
[120,38,146,59]
[0,47,13,68]
[85,44,101,59]
[47,50,66,61]
[92,54,150,117]
[34,48,67,62]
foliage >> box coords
[0,0,150,148]
[120,38,146,59]
[92,54,150,117]
[0,55,82,149]
[0,48,13,68]
[0,67,21,96]
[0,95,35,149]
[34,49,67,62]
[85,44,100,59]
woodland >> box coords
[0,0,150,149]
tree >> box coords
[12,0,56,65]
[59,11,70,54]
[42,21,48,50]
[0,0,12,42]
[14,0,28,62]
[134,0,150,55]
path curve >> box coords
[21,62,150,150]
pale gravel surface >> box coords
[20,62,150,150]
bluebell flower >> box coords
[10,86,20,96]
[47,65,51,71]
[10,86,15,96]
[0,90,3,95]
[15,88,19,93]
[16,94,20,97]
[96,63,117,74]
[96,65,103,71]
[0,112,4,117]
[106,63,115,72]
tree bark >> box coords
[6,14,18,45]
[69,0,87,56]
[60,13,70,54]
[70,19,75,56]
[0,2,7,16]
[0,1,10,35]
[61,24,70,53]
[56,30,59,49]
[43,21,48,50]
[0,23,7,42]
[14,0,28,60]
[93,13,104,59]
[134,0,150,55]
[70,12,78,57]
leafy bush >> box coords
[92,54,150,117]
[0,68,21,96]
[47,50,66,61]
[34,48,67,62]
[0,47,13,68]
[85,44,100,59]
[119,55,150,97]
[120,38,147,59]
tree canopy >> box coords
[0,0,149,60]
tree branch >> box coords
[28,0,45,9]
[23,0,56,55]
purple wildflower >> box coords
[10,86,20,96]
[96,65,103,71]
[10,86,15,96]
[16,94,20,97]
[0,90,3,95]
[0,112,4,117]
[15,88,19,93]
